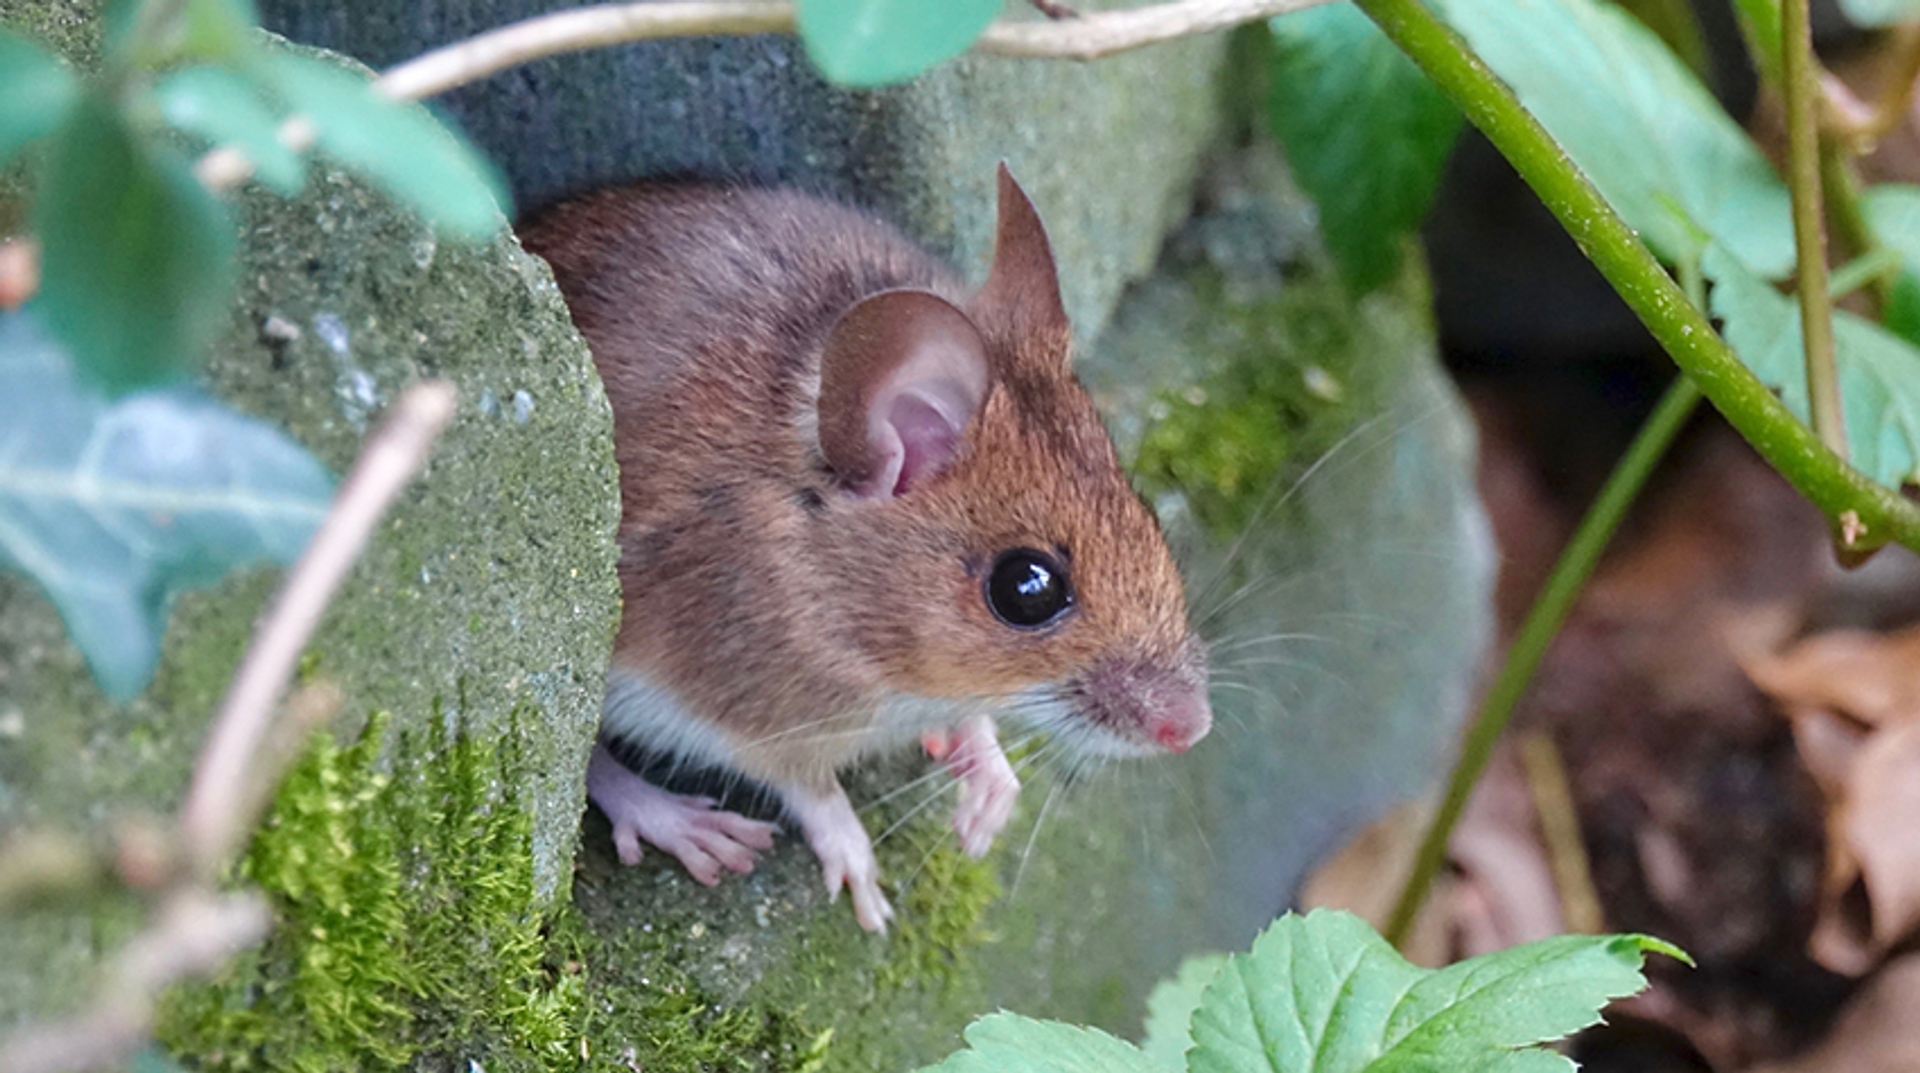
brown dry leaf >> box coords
[1745,623,1920,730]
[1810,720,1920,975]
[1299,798,1456,967]
[1749,623,1920,975]
[1752,954,1920,1073]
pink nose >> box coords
[1151,683,1212,753]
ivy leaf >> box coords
[0,310,334,701]
[33,92,238,393]
[264,52,506,239]
[795,0,1002,87]
[1430,0,1793,279]
[1267,4,1461,293]
[912,1013,1165,1073]
[154,65,306,196]
[1186,909,1682,1073]
[1141,954,1227,1072]
[1836,0,1920,27]
[1707,246,1920,490]
[0,31,79,166]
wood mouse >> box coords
[522,166,1211,932]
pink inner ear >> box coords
[878,385,972,496]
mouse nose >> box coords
[1150,680,1212,753]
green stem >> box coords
[1820,142,1892,314]
[1783,0,1847,457]
[1350,0,1920,554]
[1829,247,1905,300]
[1382,375,1703,949]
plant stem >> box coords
[1382,375,1702,949]
[1819,141,1892,313]
[1783,0,1848,457]
[1350,0,1920,554]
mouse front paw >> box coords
[587,743,779,885]
[780,780,895,933]
[939,715,1019,858]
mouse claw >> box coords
[944,715,1019,858]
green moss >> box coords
[876,828,1002,992]
[1132,267,1375,539]
[157,709,583,1072]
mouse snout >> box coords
[1149,678,1212,753]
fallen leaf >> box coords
[1752,954,1920,1073]
[1745,622,1920,729]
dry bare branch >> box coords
[178,380,457,877]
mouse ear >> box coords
[818,288,992,498]
[975,163,1070,349]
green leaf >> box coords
[1837,0,1920,27]
[33,93,238,393]
[105,0,260,69]
[1860,185,1920,347]
[913,1013,1165,1073]
[1267,4,1461,293]
[263,53,507,239]
[0,31,79,165]
[795,0,1002,87]
[1141,953,1227,1072]
[1430,0,1794,279]
[1707,245,1920,489]
[0,310,334,701]
[154,64,305,196]
[1186,909,1680,1073]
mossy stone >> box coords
[0,30,620,1030]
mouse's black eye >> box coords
[985,548,1073,629]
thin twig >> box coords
[1382,376,1702,949]
[373,0,1330,102]
[178,381,457,877]
[1783,0,1848,458]
[1516,730,1604,935]
[1823,23,1920,144]
[0,891,270,1073]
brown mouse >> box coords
[522,166,1210,932]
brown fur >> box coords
[521,172,1205,792]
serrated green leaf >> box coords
[1707,245,1920,489]
[263,53,507,239]
[1431,0,1793,279]
[33,92,238,393]
[912,1013,1164,1073]
[0,31,79,166]
[1186,910,1675,1073]
[1837,0,1920,27]
[795,0,1001,86]
[1141,953,1227,1072]
[1267,4,1461,294]
[0,310,333,701]
[154,64,305,196]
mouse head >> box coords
[813,165,1210,757]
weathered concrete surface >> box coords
[0,16,620,1028]
[257,0,1227,345]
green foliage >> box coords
[915,910,1683,1073]
[153,66,304,196]
[878,825,1004,991]
[0,31,78,164]
[263,53,506,240]
[34,92,239,392]
[1861,185,1920,347]
[1708,246,1920,488]
[158,710,585,1072]
[1140,954,1226,1072]
[794,0,1001,86]
[0,310,332,701]
[1266,5,1461,293]
[1426,0,1793,280]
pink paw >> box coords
[934,716,1019,858]
[587,744,779,885]
[781,781,895,933]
